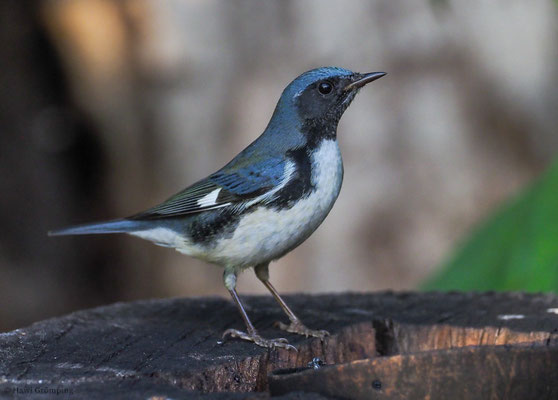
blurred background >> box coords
[1,0,558,332]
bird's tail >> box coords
[48,219,142,237]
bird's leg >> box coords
[254,263,329,339]
[221,269,296,350]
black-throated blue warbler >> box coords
[50,67,386,349]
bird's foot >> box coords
[222,328,297,351]
[275,320,330,339]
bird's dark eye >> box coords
[318,81,333,95]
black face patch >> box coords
[296,77,340,120]
[294,75,358,145]
[295,76,356,122]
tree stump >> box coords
[1,292,557,399]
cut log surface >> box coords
[1,292,558,399]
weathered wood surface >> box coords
[270,343,558,399]
[1,292,558,399]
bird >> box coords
[49,67,386,350]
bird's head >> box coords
[266,67,386,147]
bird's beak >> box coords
[344,71,387,91]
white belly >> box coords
[133,140,343,269]
[198,140,343,267]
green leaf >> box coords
[423,157,558,292]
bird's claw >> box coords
[222,328,297,351]
[275,320,330,340]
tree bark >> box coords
[1,292,557,399]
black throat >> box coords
[301,118,338,149]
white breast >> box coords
[191,139,344,268]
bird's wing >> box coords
[130,156,294,219]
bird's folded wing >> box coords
[129,156,293,219]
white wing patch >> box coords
[187,140,343,268]
[196,188,222,207]
[131,140,344,270]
